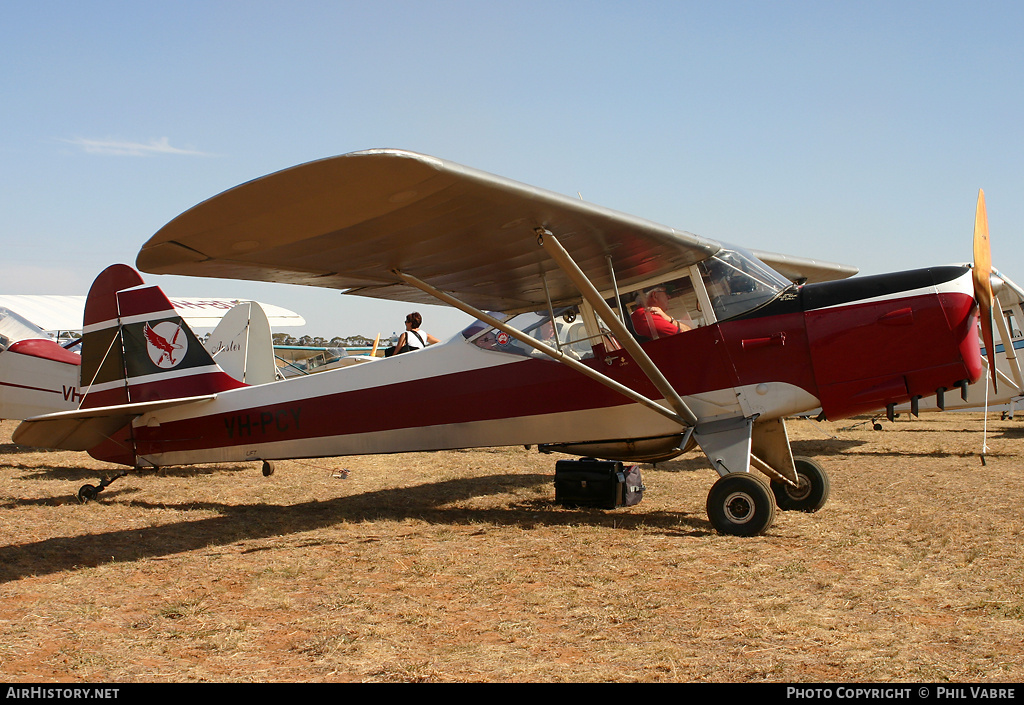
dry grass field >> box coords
[1,413,1022,683]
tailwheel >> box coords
[771,456,830,512]
[262,460,276,477]
[76,469,129,504]
[706,472,775,536]
[77,484,100,504]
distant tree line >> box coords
[272,333,380,347]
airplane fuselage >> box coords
[91,265,980,469]
[0,339,81,420]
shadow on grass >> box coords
[867,425,1004,435]
[5,463,255,483]
[0,472,711,583]
[995,425,1024,439]
[0,443,54,455]
[790,438,866,456]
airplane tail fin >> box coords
[204,301,279,385]
[79,264,246,409]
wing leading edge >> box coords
[137,149,855,311]
[138,149,724,312]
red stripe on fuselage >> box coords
[126,314,820,459]
[82,371,246,409]
[130,357,654,457]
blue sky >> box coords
[2,1,1023,340]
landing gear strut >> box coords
[77,470,129,503]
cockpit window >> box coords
[697,248,792,321]
[628,276,700,340]
[460,315,505,340]
[466,308,594,360]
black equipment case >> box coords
[554,458,644,509]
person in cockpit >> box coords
[393,312,439,354]
[630,287,690,341]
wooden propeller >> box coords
[973,189,997,393]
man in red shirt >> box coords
[630,287,689,341]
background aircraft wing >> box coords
[751,250,859,284]
[0,295,305,332]
[166,297,305,328]
[137,149,732,312]
[0,295,89,333]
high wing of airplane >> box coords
[13,149,987,535]
[987,267,1024,401]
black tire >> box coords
[771,456,830,512]
[78,484,99,504]
[262,460,276,477]
[706,473,775,536]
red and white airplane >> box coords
[12,149,989,535]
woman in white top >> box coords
[395,312,440,353]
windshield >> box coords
[697,248,792,321]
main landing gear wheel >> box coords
[706,473,775,537]
[770,456,830,512]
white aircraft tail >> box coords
[203,302,279,385]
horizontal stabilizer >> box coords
[13,394,217,451]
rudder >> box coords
[80,264,246,409]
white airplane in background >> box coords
[0,306,81,420]
[274,336,382,378]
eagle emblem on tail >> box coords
[144,321,187,368]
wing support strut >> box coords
[393,271,692,429]
[535,228,699,427]
[992,294,1024,391]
